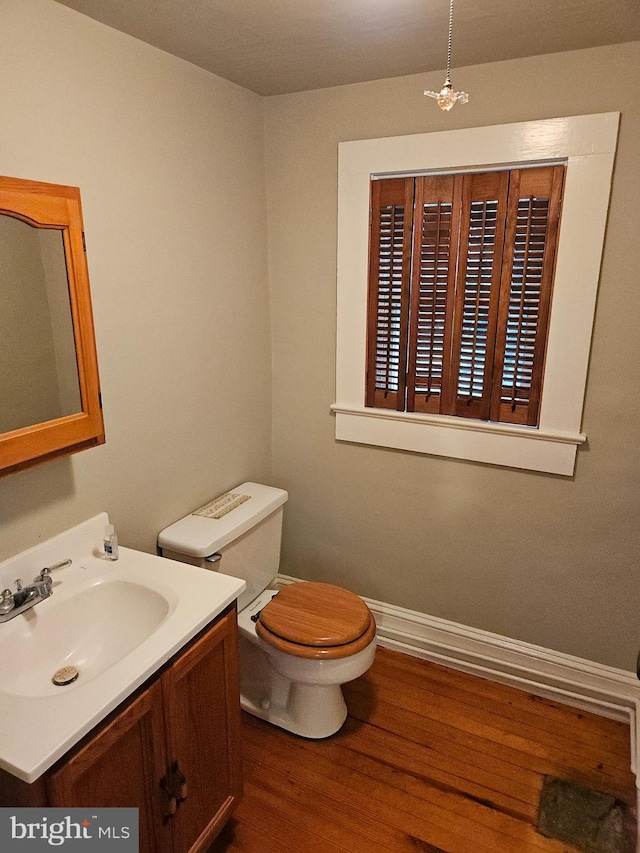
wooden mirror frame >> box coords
[0,176,104,476]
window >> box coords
[367,166,564,428]
[332,114,619,475]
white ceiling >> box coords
[54,0,640,96]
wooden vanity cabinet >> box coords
[0,604,243,853]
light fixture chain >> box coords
[446,0,454,82]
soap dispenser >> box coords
[103,524,119,561]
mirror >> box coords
[0,176,104,476]
[1,219,82,432]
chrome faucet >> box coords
[0,559,71,622]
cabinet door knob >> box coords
[160,775,177,820]
[172,761,188,802]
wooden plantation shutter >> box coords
[450,171,509,421]
[365,165,564,427]
[406,175,461,414]
[491,165,565,425]
[366,178,414,410]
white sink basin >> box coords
[0,513,245,782]
[1,580,173,697]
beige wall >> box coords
[0,0,272,557]
[264,42,640,670]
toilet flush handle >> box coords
[205,552,222,566]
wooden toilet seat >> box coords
[255,582,376,660]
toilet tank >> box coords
[158,482,288,611]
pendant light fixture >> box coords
[424,0,469,111]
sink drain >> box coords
[52,666,79,686]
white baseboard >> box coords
[277,574,640,785]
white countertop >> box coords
[0,514,245,783]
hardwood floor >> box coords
[210,647,637,853]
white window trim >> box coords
[332,113,619,476]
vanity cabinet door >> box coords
[162,608,243,853]
[46,680,171,853]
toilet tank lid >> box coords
[157,482,288,558]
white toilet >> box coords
[158,482,376,738]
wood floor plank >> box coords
[216,791,353,853]
[355,667,631,773]
[241,718,582,853]
[332,714,543,817]
[373,650,630,759]
[211,647,636,853]
[244,767,428,853]
[245,751,504,853]
[345,685,597,803]
[344,681,635,804]
[240,723,589,853]
[377,648,630,747]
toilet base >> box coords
[240,681,348,739]
[237,630,363,738]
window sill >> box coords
[330,404,586,476]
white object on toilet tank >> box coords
[158,482,288,611]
